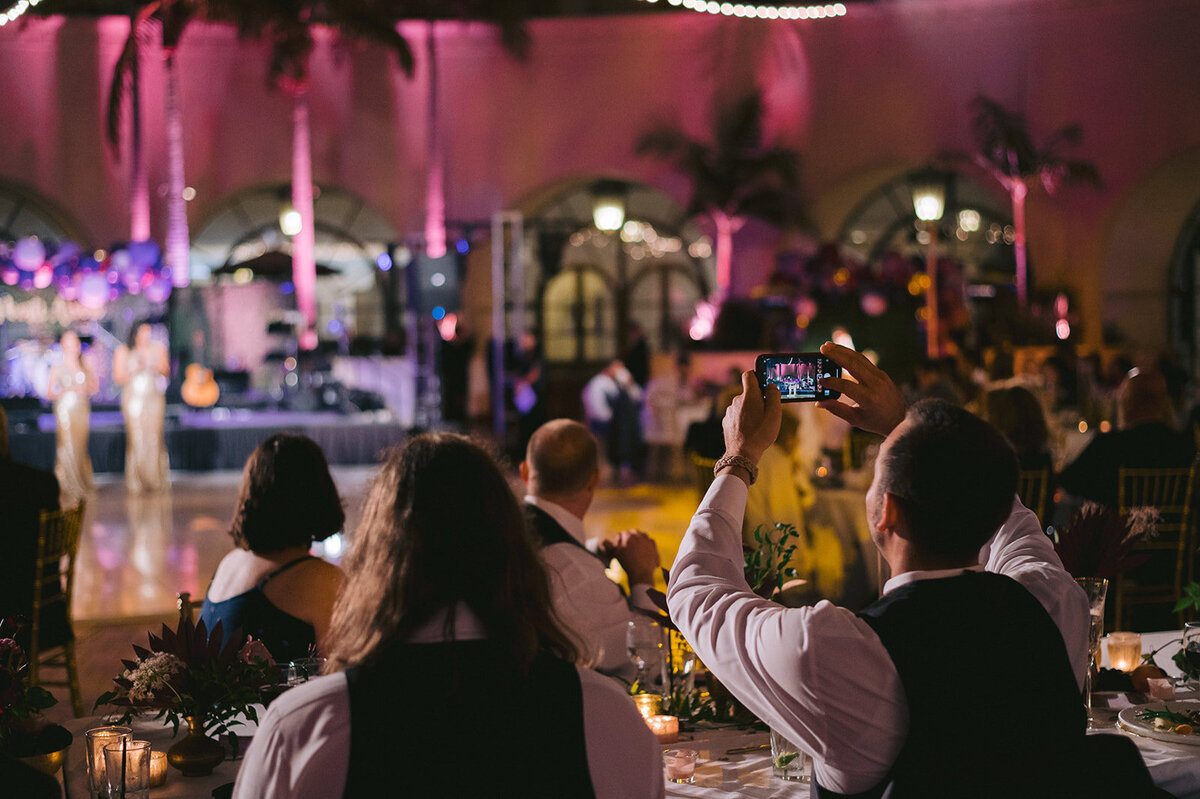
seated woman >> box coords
[233,434,663,799]
[200,434,344,662]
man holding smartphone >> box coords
[665,343,1160,797]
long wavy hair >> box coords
[326,433,579,674]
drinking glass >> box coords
[103,739,151,799]
[769,727,809,782]
[664,749,698,783]
[626,616,663,692]
[85,725,131,799]
[287,657,327,686]
[1182,621,1200,694]
[1075,577,1108,728]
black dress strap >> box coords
[254,555,315,590]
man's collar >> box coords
[883,564,985,595]
[524,495,587,546]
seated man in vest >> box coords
[521,419,661,679]
[667,344,1159,797]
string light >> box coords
[0,0,43,28]
[639,0,847,19]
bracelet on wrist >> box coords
[713,454,759,485]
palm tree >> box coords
[96,1,202,285]
[636,93,805,300]
[210,0,529,348]
[962,96,1100,307]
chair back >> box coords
[1017,467,1053,528]
[30,502,85,716]
[1114,464,1197,630]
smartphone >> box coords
[755,353,841,402]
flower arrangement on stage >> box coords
[0,236,173,308]
[96,618,274,737]
[0,618,73,759]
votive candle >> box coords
[149,750,168,787]
[632,693,663,720]
[647,714,679,744]
[1106,632,1142,672]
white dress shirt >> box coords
[666,475,1089,795]
[232,607,665,799]
[528,496,658,679]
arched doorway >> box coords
[523,178,714,418]
[835,168,1015,370]
[1169,197,1200,380]
[188,183,396,371]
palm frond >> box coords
[105,28,138,152]
[714,93,764,156]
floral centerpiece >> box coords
[96,617,274,776]
[0,618,73,771]
[1053,503,1159,579]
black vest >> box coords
[813,571,1084,799]
[525,502,606,563]
[344,639,596,799]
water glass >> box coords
[103,739,151,799]
[769,727,809,782]
[664,749,698,783]
[287,657,327,685]
[85,726,131,799]
[1074,577,1108,728]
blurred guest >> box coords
[0,407,68,648]
[641,352,694,483]
[1059,369,1194,508]
[684,387,730,462]
[581,359,643,482]
[622,321,650,388]
[46,329,98,505]
[113,321,170,493]
[911,356,964,405]
[981,386,1054,472]
[201,434,345,661]
[510,331,546,454]
[521,419,661,679]
[234,434,663,799]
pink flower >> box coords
[238,637,275,666]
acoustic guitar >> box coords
[182,363,220,408]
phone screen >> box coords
[755,353,841,402]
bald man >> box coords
[521,419,661,679]
[1060,369,1194,508]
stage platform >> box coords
[8,408,407,472]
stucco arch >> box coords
[1099,147,1200,353]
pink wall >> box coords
[1,0,1198,350]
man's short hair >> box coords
[878,399,1018,561]
[526,419,599,496]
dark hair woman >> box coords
[232,433,663,799]
[199,434,345,662]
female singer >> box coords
[46,329,98,504]
[113,321,170,493]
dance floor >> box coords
[50,467,697,722]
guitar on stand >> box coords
[181,363,220,408]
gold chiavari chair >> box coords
[1017,467,1053,529]
[28,502,85,717]
[1114,464,1197,630]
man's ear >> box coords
[880,492,908,538]
[519,460,531,486]
[586,468,600,492]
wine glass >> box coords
[1075,577,1108,728]
[626,616,664,692]
[1182,621,1200,695]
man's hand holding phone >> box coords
[815,341,907,436]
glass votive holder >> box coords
[148,749,168,787]
[85,725,132,798]
[664,749,698,783]
[287,657,327,686]
[632,693,663,720]
[103,739,151,799]
[1106,632,1142,672]
[1147,677,1176,700]
[646,714,679,744]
